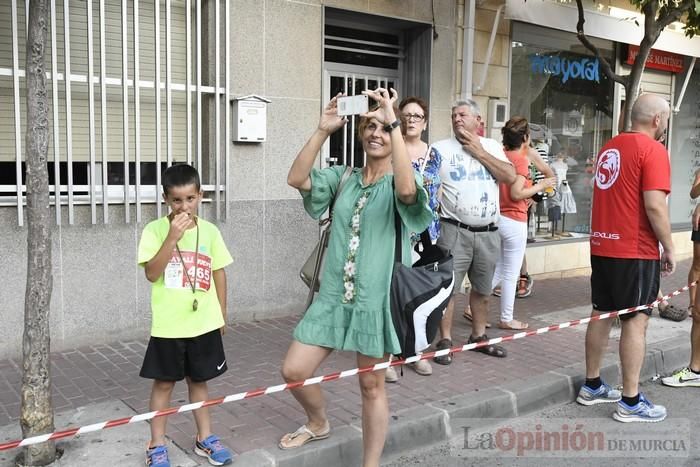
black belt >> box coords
[441,217,498,232]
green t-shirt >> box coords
[137,216,233,338]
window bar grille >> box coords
[11,0,23,226]
[122,0,130,222]
[134,0,142,223]
[349,75,355,168]
[215,0,221,219]
[341,73,347,167]
[87,0,98,224]
[225,0,231,219]
[166,0,173,168]
[99,0,109,223]
[186,0,192,166]
[196,0,202,173]
[363,76,368,167]
[50,0,61,224]
[154,0,162,217]
[64,0,74,224]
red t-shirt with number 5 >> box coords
[590,132,670,259]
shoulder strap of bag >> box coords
[419,145,431,174]
[328,166,353,221]
[393,180,402,263]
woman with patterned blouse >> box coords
[279,88,432,467]
[385,96,442,381]
[400,96,442,244]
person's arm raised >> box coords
[287,93,347,192]
[527,146,555,178]
[144,213,190,282]
[457,128,516,184]
[362,87,416,204]
[510,175,556,201]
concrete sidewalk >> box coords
[0,260,695,466]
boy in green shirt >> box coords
[137,164,234,467]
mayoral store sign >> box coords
[529,54,600,84]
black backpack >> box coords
[389,219,455,359]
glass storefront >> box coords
[669,61,700,226]
[510,23,615,242]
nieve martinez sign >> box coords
[529,54,600,84]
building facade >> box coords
[0,0,698,358]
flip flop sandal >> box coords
[278,423,330,450]
[462,309,492,328]
[498,320,529,331]
[659,304,688,322]
[433,338,453,365]
[468,334,507,358]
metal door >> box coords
[322,68,400,168]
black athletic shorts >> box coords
[590,255,660,320]
[692,230,700,243]
[140,328,227,382]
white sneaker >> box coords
[411,359,432,376]
[385,366,398,383]
[661,367,700,387]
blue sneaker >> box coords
[194,434,234,466]
[576,381,622,405]
[146,445,170,467]
[613,393,667,423]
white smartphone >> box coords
[337,95,369,117]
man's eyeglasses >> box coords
[402,113,425,122]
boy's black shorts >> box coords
[590,255,660,320]
[692,230,700,243]
[140,328,227,382]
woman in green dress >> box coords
[279,88,432,467]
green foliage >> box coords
[628,0,700,37]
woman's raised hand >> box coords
[361,88,398,125]
[318,93,348,135]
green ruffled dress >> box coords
[294,165,433,358]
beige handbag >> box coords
[300,167,353,308]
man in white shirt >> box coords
[432,99,516,364]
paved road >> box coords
[383,376,700,467]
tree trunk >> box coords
[20,0,56,465]
[621,1,662,131]
[622,47,649,131]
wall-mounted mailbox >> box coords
[231,94,271,143]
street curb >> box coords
[233,338,692,467]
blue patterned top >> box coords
[411,146,442,243]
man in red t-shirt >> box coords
[576,94,674,423]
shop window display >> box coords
[510,24,614,242]
[669,61,700,226]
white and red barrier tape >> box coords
[0,282,695,452]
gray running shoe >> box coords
[612,393,667,423]
[576,381,622,406]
